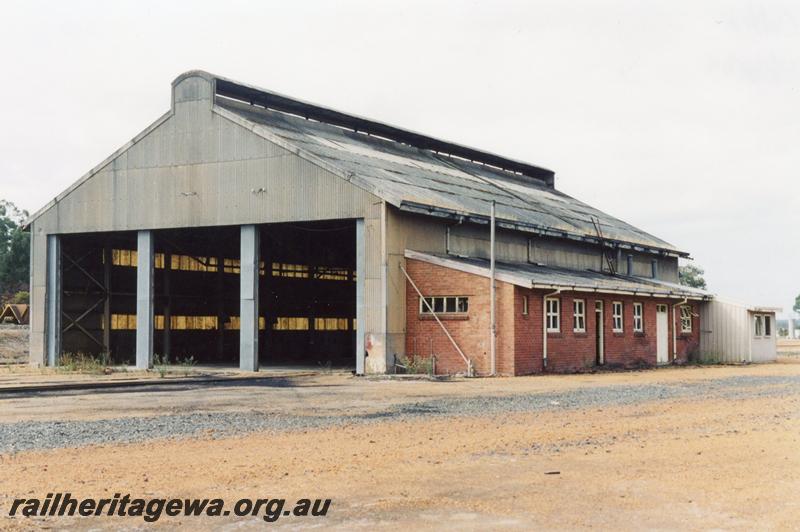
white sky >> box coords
[1,0,797,316]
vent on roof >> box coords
[214,77,555,188]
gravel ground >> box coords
[0,325,28,364]
[2,374,798,454]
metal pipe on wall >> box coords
[672,297,688,361]
[490,200,497,376]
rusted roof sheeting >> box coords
[216,77,555,186]
[216,95,685,256]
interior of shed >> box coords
[58,220,356,369]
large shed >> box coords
[26,70,715,375]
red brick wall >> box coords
[404,259,516,376]
[404,259,701,375]
[515,289,701,372]
[514,287,542,375]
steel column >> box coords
[163,253,172,361]
[356,219,366,375]
[239,225,260,371]
[103,246,111,356]
[46,234,61,366]
[136,230,154,369]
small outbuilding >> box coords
[0,304,29,325]
[698,299,780,363]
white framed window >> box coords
[680,305,692,333]
[573,299,586,332]
[764,315,772,337]
[420,296,468,315]
[522,295,529,316]
[612,301,623,332]
[546,298,560,332]
[754,314,764,337]
[633,303,643,333]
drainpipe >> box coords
[672,297,688,361]
[542,288,563,369]
[490,200,496,376]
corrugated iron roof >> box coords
[405,250,711,299]
[23,70,689,257]
[215,85,685,256]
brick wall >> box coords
[405,259,516,376]
[404,258,701,375]
[516,289,701,372]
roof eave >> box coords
[399,202,690,259]
[405,250,708,300]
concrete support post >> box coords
[240,225,260,371]
[46,234,61,366]
[356,219,366,375]
[136,230,154,369]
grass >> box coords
[396,355,435,375]
[57,352,110,374]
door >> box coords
[656,304,669,364]
[595,301,604,365]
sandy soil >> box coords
[0,327,27,365]
[1,363,799,530]
[779,339,800,356]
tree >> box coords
[0,200,30,297]
[679,264,707,290]
[794,293,800,315]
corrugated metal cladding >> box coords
[406,251,710,299]
[699,299,777,363]
[27,74,390,370]
[213,96,682,255]
[31,95,380,234]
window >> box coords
[573,299,586,332]
[522,295,529,316]
[680,305,692,333]
[546,298,560,332]
[764,315,772,337]
[612,302,623,332]
[314,266,351,281]
[272,317,310,331]
[754,315,764,337]
[420,296,469,315]
[633,303,643,333]
[272,263,309,279]
[314,317,350,331]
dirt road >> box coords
[1,362,799,530]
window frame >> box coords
[680,305,693,333]
[632,302,644,333]
[419,296,469,316]
[754,314,764,338]
[546,297,561,333]
[573,299,586,333]
[612,301,624,333]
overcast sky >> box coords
[1,0,797,316]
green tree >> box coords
[679,264,707,290]
[794,293,800,314]
[0,200,30,297]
